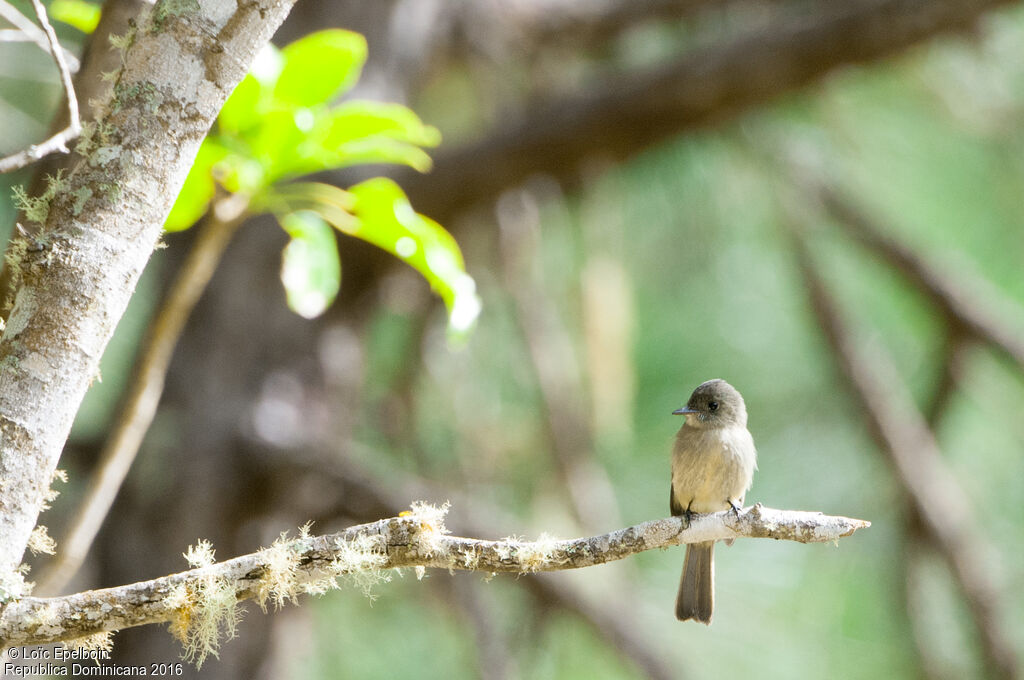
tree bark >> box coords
[0,0,296,589]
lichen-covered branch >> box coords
[0,0,296,593]
[0,504,868,649]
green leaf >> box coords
[247,109,307,182]
[256,182,357,233]
[321,101,441,149]
[284,101,442,173]
[219,75,262,135]
[50,0,101,33]
[348,178,480,336]
[278,211,341,319]
[165,140,229,231]
[274,30,367,107]
[219,47,283,134]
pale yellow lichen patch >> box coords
[254,531,301,612]
[41,470,67,510]
[408,501,452,558]
[168,539,240,669]
[516,533,561,572]
[30,601,64,638]
[0,563,33,601]
[21,352,55,381]
[331,533,391,600]
[27,525,56,555]
[495,537,520,562]
[648,517,684,545]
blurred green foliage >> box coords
[49,0,100,33]
[167,29,478,334]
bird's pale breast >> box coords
[671,425,756,514]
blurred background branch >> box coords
[784,221,1017,679]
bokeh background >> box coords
[2,0,1024,678]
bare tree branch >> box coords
[448,0,742,56]
[0,0,81,173]
[0,0,296,590]
[814,183,1024,373]
[0,505,868,648]
[390,0,1016,225]
[0,0,80,71]
[785,229,1019,680]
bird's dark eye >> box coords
[708,401,719,411]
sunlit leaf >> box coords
[347,178,480,336]
[248,109,306,181]
[321,101,441,149]
[278,211,341,319]
[50,0,101,33]
[219,46,283,134]
[274,30,367,107]
[256,182,357,233]
[321,137,436,173]
[165,140,229,231]
[261,103,441,178]
[219,75,262,135]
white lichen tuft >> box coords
[47,469,69,507]
[29,601,63,638]
[460,546,481,571]
[495,536,521,562]
[516,533,561,572]
[331,533,391,599]
[408,501,451,534]
[27,525,57,555]
[254,531,301,612]
[0,563,33,602]
[407,500,452,557]
[167,539,241,669]
[183,539,216,568]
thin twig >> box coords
[784,229,1019,680]
[37,200,249,596]
[0,0,81,173]
[0,0,79,71]
[0,505,868,648]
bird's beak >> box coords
[672,406,698,416]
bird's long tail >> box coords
[676,541,714,624]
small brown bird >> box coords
[670,379,757,624]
